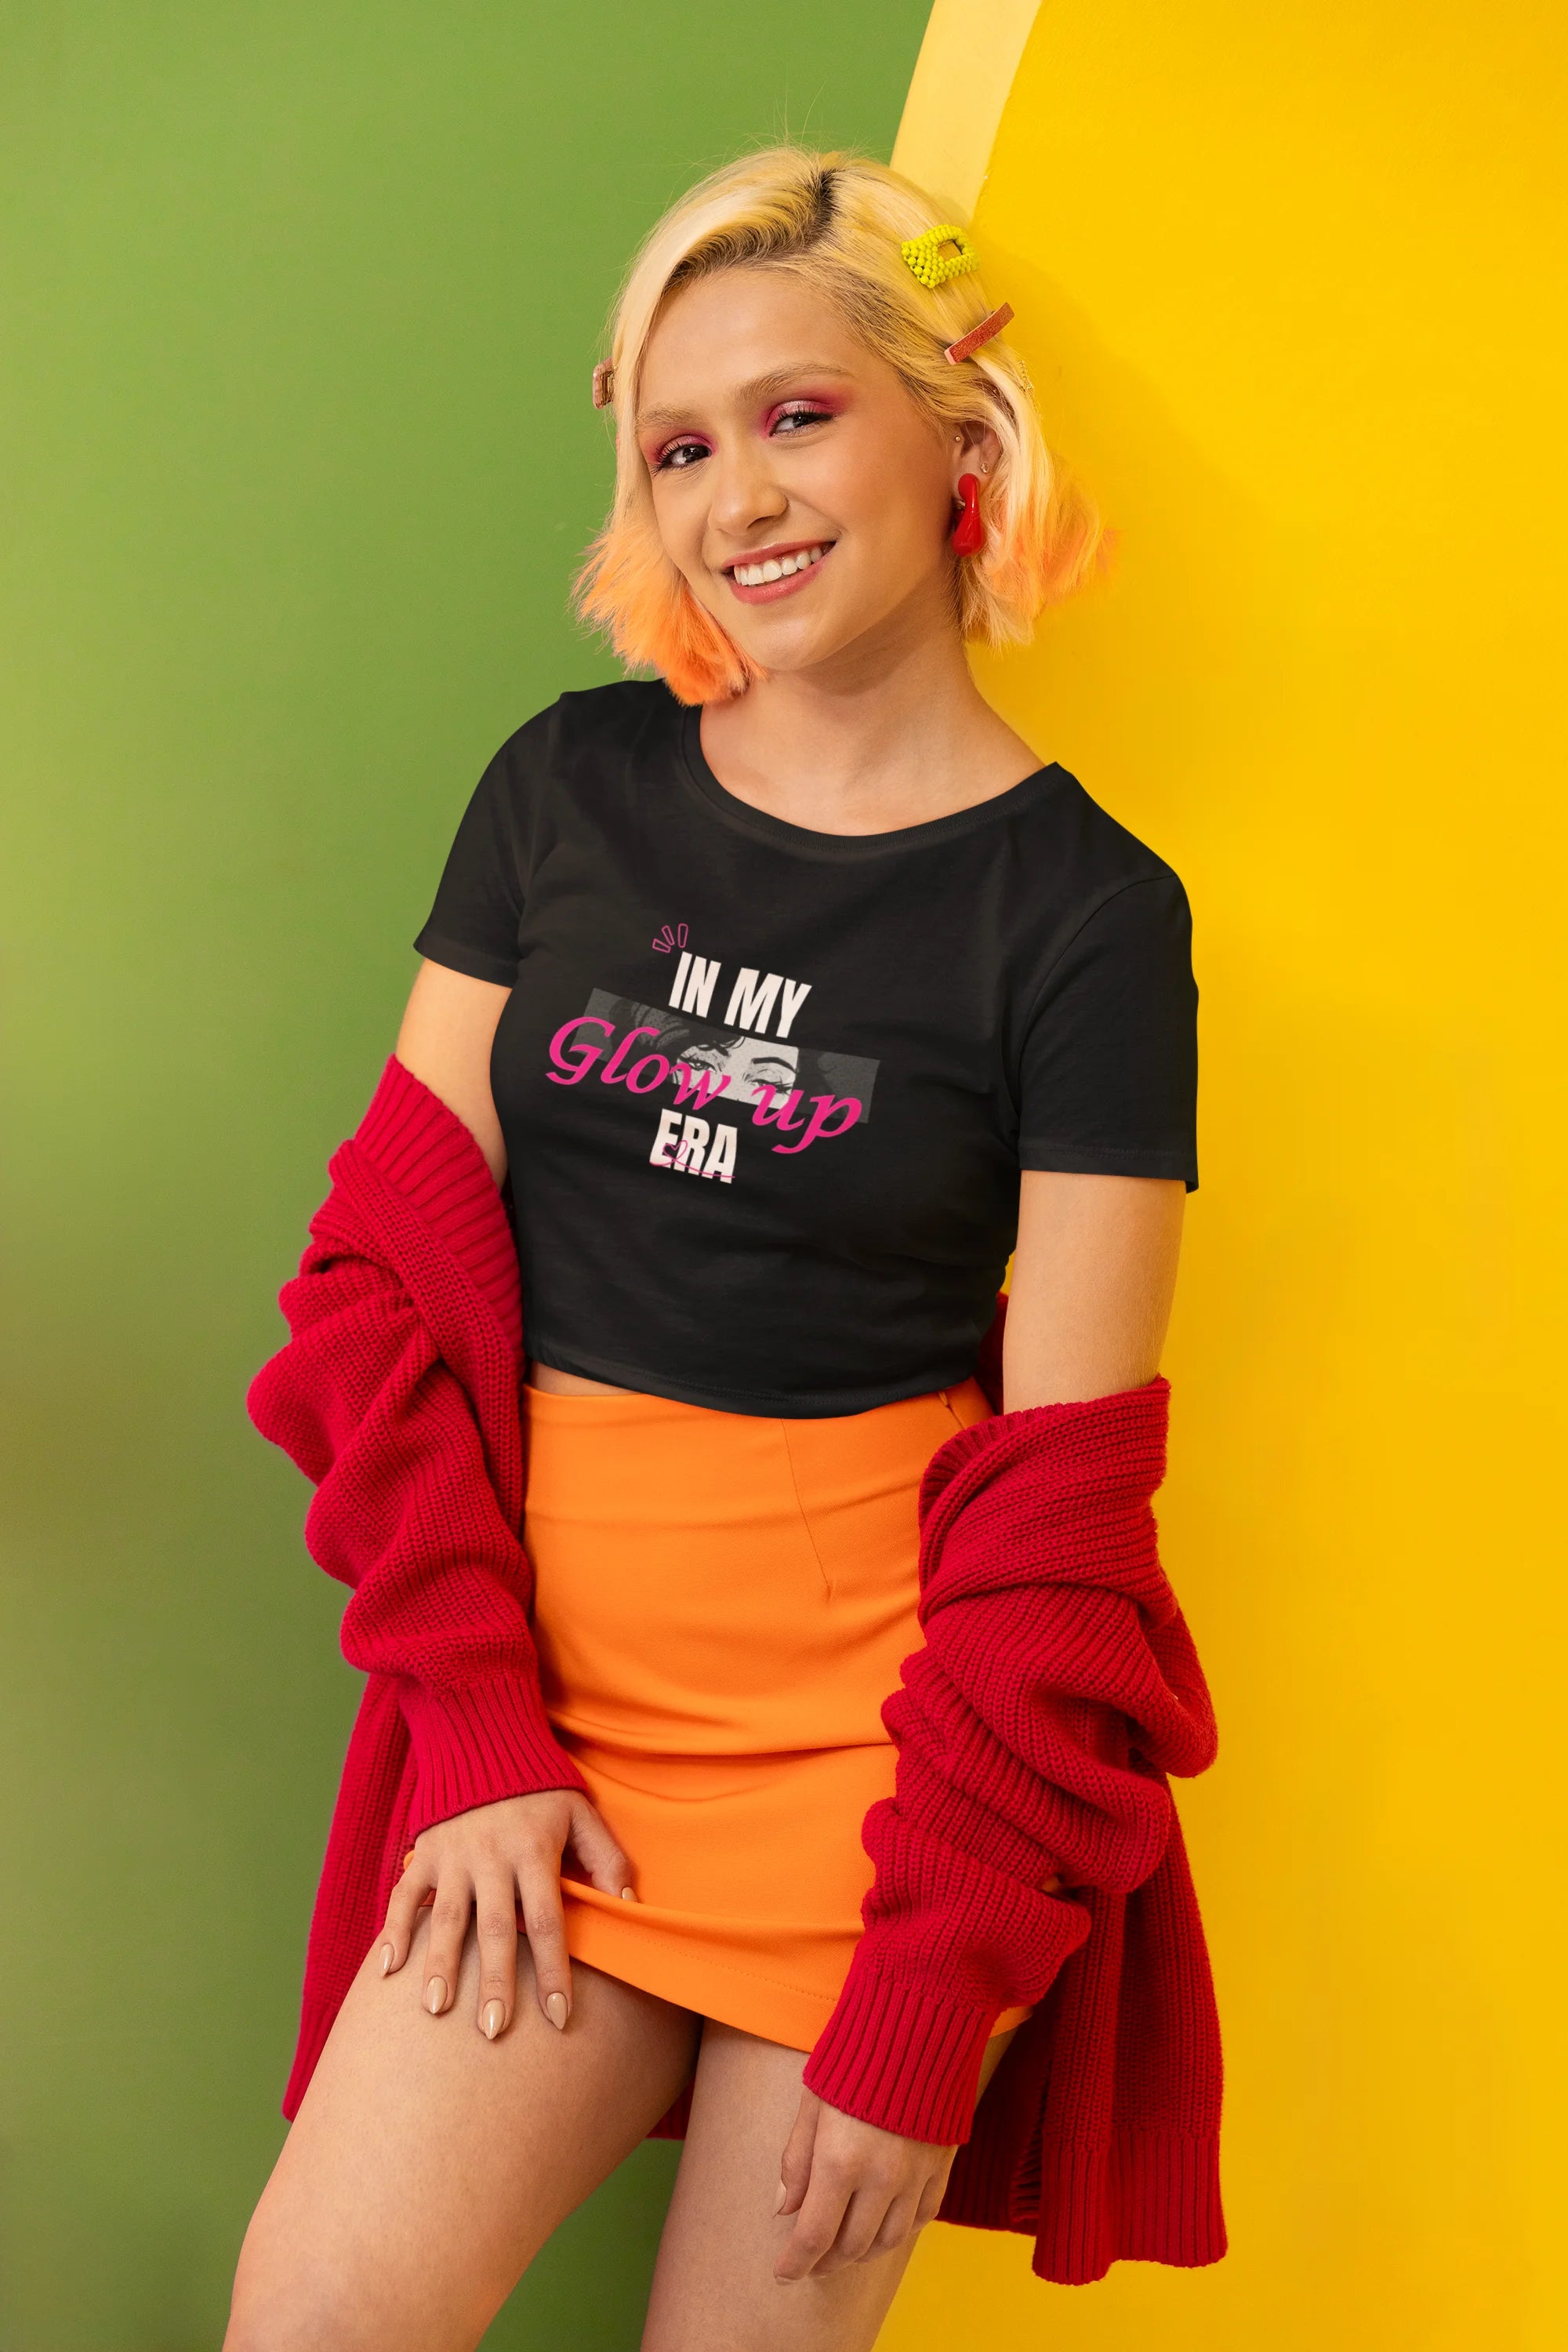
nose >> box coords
[703,434,789,550]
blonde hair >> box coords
[572,145,1104,704]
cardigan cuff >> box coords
[803,1965,1001,2147]
[399,1675,588,1841]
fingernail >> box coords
[482,2000,506,2040]
[426,1977,448,2015]
[379,1943,394,1975]
[544,1991,568,2031]
[620,1886,637,1902]
[775,2181,787,2214]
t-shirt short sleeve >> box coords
[1017,873,1199,1190]
[411,740,531,985]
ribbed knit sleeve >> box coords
[803,1379,1218,2147]
[247,1055,586,1839]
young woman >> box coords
[227,147,1218,2352]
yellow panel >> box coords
[884,4,1566,2347]
[891,0,1041,214]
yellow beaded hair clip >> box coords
[899,222,979,289]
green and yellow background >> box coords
[2,2,1563,2343]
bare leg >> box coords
[224,1912,699,2352]
[641,2026,1018,2352]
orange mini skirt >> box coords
[521,1374,1033,2055]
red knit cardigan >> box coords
[247,1053,1225,2285]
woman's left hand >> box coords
[773,2087,956,2281]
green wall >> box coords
[0,8,928,2342]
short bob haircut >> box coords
[572,144,1104,706]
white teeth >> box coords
[734,544,827,586]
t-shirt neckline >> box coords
[672,699,1065,861]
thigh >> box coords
[225,1911,700,2352]
[641,2024,1018,2352]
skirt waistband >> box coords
[521,1376,989,1436]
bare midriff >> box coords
[525,1359,634,1398]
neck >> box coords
[697,581,1043,835]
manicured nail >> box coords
[775,2180,788,2214]
[379,1942,394,1975]
[620,1886,637,1901]
[482,2000,506,2040]
[544,1991,568,2031]
[425,1977,448,2015]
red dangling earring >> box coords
[950,472,985,557]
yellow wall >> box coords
[885,5,1566,2347]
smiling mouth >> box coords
[723,540,836,604]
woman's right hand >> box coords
[377,1790,634,2040]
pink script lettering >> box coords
[546,1014,614,1083]
[671,1062,731,1109]
[758,1089,862,1155]
[750,1082,808,1134]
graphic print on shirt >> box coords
[543,926,880,1188]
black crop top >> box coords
[412,679,1197,1416]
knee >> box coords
[223,2268,374,2352]
[223,2299,315,2352]
[224,2308,365,2352]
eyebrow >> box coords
[636,363,858,433]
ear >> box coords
[950,419,1003,487]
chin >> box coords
[747,592,855,653]
[735,633,842,678]
[698,579,859,673]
